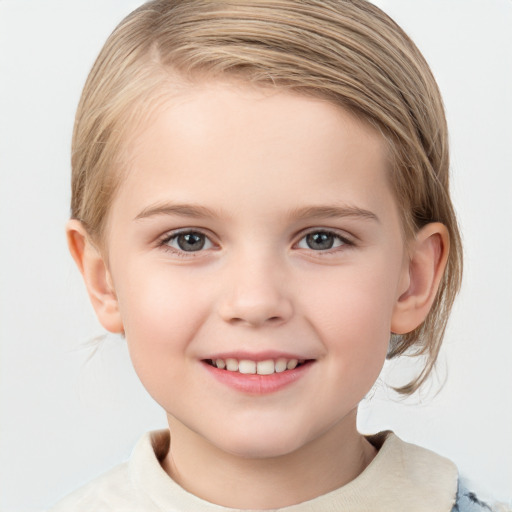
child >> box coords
[49,0,505,510]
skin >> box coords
[68,81,449,509]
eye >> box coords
[163,231,214,252]
[297,230,350,251]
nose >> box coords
[217,254,293,328]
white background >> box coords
[0,1,511,510]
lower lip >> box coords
[202,361,313,394]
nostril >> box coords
[225,315,285,327]
[218,292,294,327]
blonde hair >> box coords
[71,0,463,394]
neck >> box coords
[161,409,377,509]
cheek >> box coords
[113,263,212,392]
[300,259,400,373]
[117,260,210,335]
[303,260,398,329]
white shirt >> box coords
[49,430,458,511]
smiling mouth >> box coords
[204,358,310,375]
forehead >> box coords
[111,81,398,229]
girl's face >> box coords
[104,82,410,459]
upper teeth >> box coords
[211,358,303,375]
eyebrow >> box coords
[134,202,379,223]
[134,203,219,221]
[288,205,380,223]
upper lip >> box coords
[203,351,314,362]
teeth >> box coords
[238,360,256,374]
[257,359,275,375]
[287,359,298,370]
[225,358,239,371]
[275,358,287,373]
[211,357,305,375]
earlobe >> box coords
[391,222,450,335]
[66,219,124,334]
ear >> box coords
[391,222,450,334]
[66,219,124,334]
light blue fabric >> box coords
[452,479,494,512]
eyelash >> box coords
[157,228,355,257]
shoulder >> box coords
[365,432,509,512]
[47,461,137,511]
[48,431,169,512]
[366,431,459,505]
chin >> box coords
[210,424,312,460]
[224,442,301,460]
